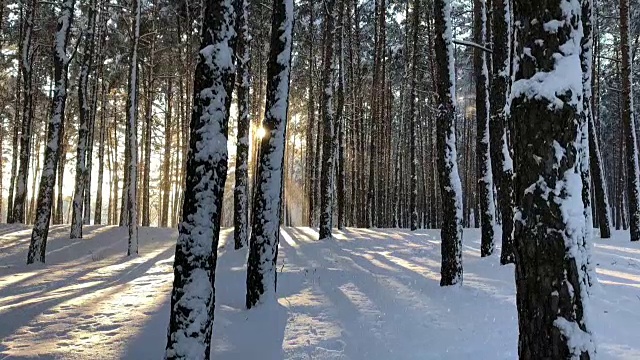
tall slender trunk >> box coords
[245,0,293,308]
[409,0,420,231]
[126,0,142,254]
[233,0,250,249]
[164,0,237,356]
[474,0,496,257]
[335,0,346,230]
[71,0,97,237]
[434,0,464,286]
[318,0,337,240]
[161,79,172,227]
[620,0,640,242]
[490,0,515,264]
[94,80,107,224]
[27,0,75,264]
[12,0,36,224]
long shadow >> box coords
[0,246,175,352]
[280,228,432,358]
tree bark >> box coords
[474,0,496,257]
[245,0,293,308]
[71,0,97,238]
[318,0,337,240]
[27,0,75,264]
[164,0,237,356]
[126,0,142,254]
[434,0,464,286]
[233,0,250,249]
[12,0,36,224]
[511,0,596,357]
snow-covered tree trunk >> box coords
[233,0,250,249]
[490,0,515,265]
[305,0,316,227]
[95,78,106,225]
[12,0,36,224]
[434,0,464,286]
[70,0,97,238]
[511,0,596,357]
[620,0,640,242]
[318,0,337,241]
[164,0,236,356]
[408,0,420,232]
[126,0,141,255]
[7,63,21,223]
[474,0,496,257]
[335,0,346,231]
[245,0,293,308]
[27,0,75,264]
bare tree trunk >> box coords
[126,0,142,254]
[28,0,75,264]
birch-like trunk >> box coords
[28,0,75,264]
[318,0,337,241]
[126,0,141,255]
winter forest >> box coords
[0,0,639,358]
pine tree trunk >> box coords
[164,0,237,356]
[71,0,97,238]
[434,0,464,286]
[12,0,36,224]
[27,0,75,264]
[490,0,515,264]
[245,0,293,309]
[126,0,142,255]
[7,63,21,223]
[474,0,496,257]
[335,0,346,230]
[305,0,315,226]
[161,79,172,228]
[318,0,337,241]
[511,0,596,357]
[94,80,107,224]
[233,0,250,249]
[620,0,640,242]
[409,0,420,231]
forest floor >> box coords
[0,225,638,359]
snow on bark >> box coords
[71,0,97,239]
[409,0,420,232]
[126,0,141,255]
[474,0,496,257]
[318,0,337,241]
[164,0,237,358]
[28,0,75,264]
[12,0,37,224]
[434,0,464,286]
[245,0,293,308]
[511,0,595,358]
[490,0,515,265]
[233,0,251,250]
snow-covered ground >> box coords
[0,225,638,359]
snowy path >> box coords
[0,225,638,359]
